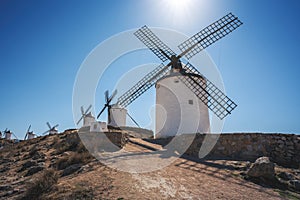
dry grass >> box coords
[21,169,58,200]
[53,133,87,154]
[67,182,94,200]
[56,151,93,170]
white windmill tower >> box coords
[116,13,242,138]
[4,128,12,140]
[3,128,18,140]
[77,105,95,127]
[24,125,36,140]
[42,122,59,135]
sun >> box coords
[161,0,194,24]
[164,0,192,12]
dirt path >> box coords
[57,138,284,199]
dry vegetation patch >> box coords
[21,169,58,200]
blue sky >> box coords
[1,0,300,139]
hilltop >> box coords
[0,130,299,199]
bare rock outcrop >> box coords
[247,157,275,179]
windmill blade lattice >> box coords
[53,124,59,129]
[108,90,117,102]
[42,130,50,135]
[97,90,117,119]
[47,122,51,129]
[178,13,243,60]
[178,63,237,119]
[77,105,92,125]
[134,26,175,62]
[117,63,169,107]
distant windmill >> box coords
[42,122,59,135]
[3,128,18,140]
[97,90,118,125]
[77,105,94,126]
[24,125,36,140]
[97,90,140,127]
[115,13,242,138]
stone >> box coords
[62,152,71,156]
[289,180,300,191]
[2,158,13,164]
[278,172,294,181]
[217,146,225,151]
[0,185,13,191]
[277,140,284,145]
[286,141,293,146]
[247,157,275,179]
[25,166,44,176]
[20,160,37,171]
[246,145,253,152]
[61,164,81,177]
[32,152,45,160]
[0,166,9,173]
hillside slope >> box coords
[0,130,299,199]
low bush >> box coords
[21,169,58,200]
[56,151,93,170]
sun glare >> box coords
[161,0,195,26]
[165,0,192,12]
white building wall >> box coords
[155,74,210,138]
[90,121,108,132]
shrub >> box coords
[67,182,94,200]
[22,169,58,200]
[54,133,84,154]
[56,151,93,170]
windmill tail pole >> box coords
[127,113,141,128]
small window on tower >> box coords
[94,124,98,129]
[188,100,193,105]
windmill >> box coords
[116,13,242,138]
[3,128,18,140]
[42,122,59,135]
[97,90,140,128]
[76,105,95,127]
[24,125,36,140]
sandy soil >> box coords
[0,133,299,200]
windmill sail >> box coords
[178,13,243,60]
[179,63,237,119]
[117,64,169,107]
[134,26,175,62]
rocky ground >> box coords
[0,130,299,199]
